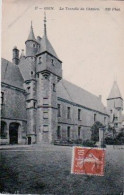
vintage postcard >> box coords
[0,0,124,194]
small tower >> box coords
[25,21,39,60]
[107,81,123,130]
[35,14,62,144]
[12,46,19,65]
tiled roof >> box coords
[108,81,122,99]
[57,79,107,114]
[18,57,33,81]
[37,35,59,59]
[1,58,24,89]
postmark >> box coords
[71,146,105,176]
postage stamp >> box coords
[71,146,105,176]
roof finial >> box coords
[44,12,47,36]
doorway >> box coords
[9,123,19,144]
[28,137,31,145]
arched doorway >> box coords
[9,123,19,144]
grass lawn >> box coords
[0,145,123,195]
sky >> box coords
[1,0,124,106]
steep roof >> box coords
[1,58,24,89]
[37,34,59,59]
[108,81,122,100]
[18,57,34,81]
[27,23,36,42]
[57,79,107,114]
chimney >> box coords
[12,46,20,65]
[20,49,25,59]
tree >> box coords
[91,121,104,142]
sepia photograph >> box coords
[0,0,124,194]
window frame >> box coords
[67,126,70,139]
[78,108,81,120]
[67,107,71,119]
[57,126,61,139]
[57,104,61,117]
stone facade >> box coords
[1,19,123,145]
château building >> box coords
[0,17,123,145]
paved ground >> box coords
[0,144,123,195]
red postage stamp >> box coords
[71,146,105,176]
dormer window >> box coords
[51,59,54,66]
[31,71,34,75]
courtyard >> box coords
[0,144,123,195]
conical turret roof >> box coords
[108,81,122,99]
[27,22,36,42]
[37,35,59,59]
[36,13,59,60]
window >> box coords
[67,107,71,119]
[104,117,106,125]
[1,92,4,105]
[115,123,118,128]
[53,83,56,92]
[33,102,36,108]
[39,56,42,64]
[1,121,7,139]
[78,126,81,138]
[33,43,35,48]
[43,97,49,105]
[78,109,81,120]
[67,126,70,139]
[27,86,30,91]
[31,71,34,76]
[51,59,54,65]
[57,126,61,139]
[94,114,96,122]
[57,104,61,117]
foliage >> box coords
[91,121,104,142]
[105,128,124,145]
[82,139,96,147]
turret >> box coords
[12,46,19,65]
[107,81,123,111]
[25,22,39,59]
[107,81,123,130]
